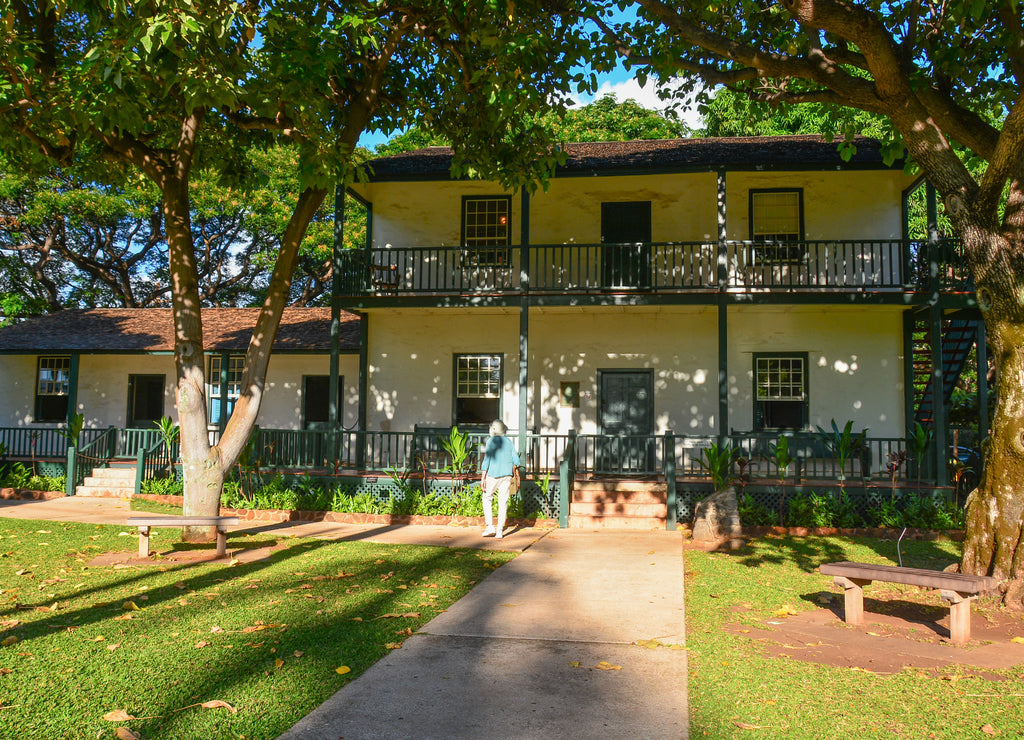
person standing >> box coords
[480,419,521,539]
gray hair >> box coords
[488,419,508,437]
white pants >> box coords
[482,474,511,531]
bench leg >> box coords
[216,529,227,558]
[834,576,871,626]
[138,526,151,558]
[940,590,974,644]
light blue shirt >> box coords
[481,435,521,478]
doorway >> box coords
[601,201,652,288]
[127,375,165,428]
[597,369,655,474]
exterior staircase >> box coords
[75,464,137,498]
[913,313,979,424]
[568,479,668,529]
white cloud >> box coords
[572,77,707,132]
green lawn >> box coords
[685,535,1024,739]
[0,518,512,739]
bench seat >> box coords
[820,561,998,644]
[127,516,240,559]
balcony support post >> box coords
[356,313,368,469]
[519,188,530,454]
[930,302,949,486]
[717,169,729,446]
[902,310,918,443]
[977,318,989,439]
[66,352,80,431]
[330,184,345,428]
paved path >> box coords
[0,496,689,739]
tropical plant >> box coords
[698,443,742,492]
[439,426,474,494]
[817,420,868,483]
[59,413,85,448]
[907,422,933,485]
[768,436,796,521]
[154,416,180,458]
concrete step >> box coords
[88,466,137,480]
[569,501,667,518]
[75,486,136,498]
[573,479,667,495]
[572,488,667,505]
[568,514,668,529]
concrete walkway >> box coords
[0,496,689,739]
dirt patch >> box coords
[728,592,1024,677]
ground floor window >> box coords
[302,375,344,428]
[208,354,244,425]
[35,356,70,422]
[454,354,502,425]
[754,353,808,430]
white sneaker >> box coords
[482,526,496,537]
[494,530,503,540]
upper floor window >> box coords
[462,196,511,267]
[454,353,502,425]
[208,354,245,425]
[35,356,70,422]
[750,189,804,262]
[754,353,808,430]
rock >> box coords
[692,486,743,544]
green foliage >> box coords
[767,436,794,482]
[59,413,84,447]
[698,443,742,491]
[140,476,184,497]
[154,416,179,455]
[0,462,30,489]
[816,420,868,481]
[738,493,778,526]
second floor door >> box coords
[602,201,652,289]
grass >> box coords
[685,535,1024,739]
[130,498,184,516]
[0,518,513,739]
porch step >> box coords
[569,480,668,529]
[75,464,137,498]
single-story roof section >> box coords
[0,307,361,354]
[357,135,903,183]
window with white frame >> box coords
[208,354,245,425]
[462,196,511,266]
[35,356,71,422]
[454,354,502,425]
[750,189,804,262]
[754,354,808,430]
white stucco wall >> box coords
[0,352,359,431]
[360,168,911,247]
[365,305,905,438]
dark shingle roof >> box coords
[362,135,899,181]
[0,307,360,353]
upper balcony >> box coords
[336,238,971,307]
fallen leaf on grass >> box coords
[274,658,284,668]
[773,605,799,617]
[595,661,621,671]
[194,641,209,649]
[981,724,998,736]
[1,636,17,647]
[201,700,237,714]
[210,626,224,634]
[107,644,120,651]
[385,642,403,649]
[1011,637,1024,644]
[335,666,351,675]
[115,729,141,740]
[734,721,763,730]
[121,601,140,611]
[376,612,420,619]
[103,710,136,721]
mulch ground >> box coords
[728,590,1024,678]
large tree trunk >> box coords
[960,228,1024,607]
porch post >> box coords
[66,352,80,430]
[329,184,345,428]
[519,188,530,454]
[717,169,729,445]
[977,318,989,439]
[218,350,229,435]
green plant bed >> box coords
[0,517,513,739]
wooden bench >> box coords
[127,516,240,559]
[820,561,998,644]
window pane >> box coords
[463,197,510,249]
[456,354,502,399]
[752,191,801,241]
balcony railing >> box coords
[337,239,967,298]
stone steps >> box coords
[568,479,668,529]
[75,464,137,498]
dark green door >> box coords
[127,375,165,428]
[601,201,652,288]
[598,370,655,474]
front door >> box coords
[127,375,165,428]
[598,370,655,474]
[601,201,652,288]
